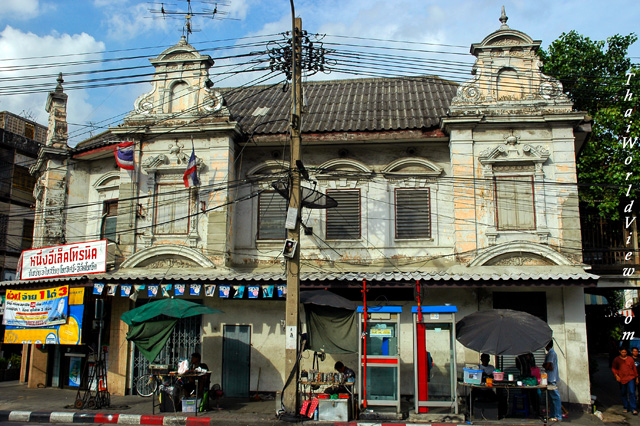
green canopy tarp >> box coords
[305,305,358,354]
[121,298,223,362]
[121,298,223,326]
[126,319,178,363]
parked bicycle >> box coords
[135,372,163,397]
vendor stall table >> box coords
[459,381,553,425]
[152,371,211,416]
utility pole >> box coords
[282,15,303,414]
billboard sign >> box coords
[20,240,107,280]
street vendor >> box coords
[478,353,495,377]
[182,352,210,397]
[325,361,355,395]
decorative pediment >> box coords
[93,172,120,191]
[449,7,571,114]
[469,241,574,266]
[478,136,549,176]
[142,154,169,172]
[120,244,215,268]
[382,157,443,178]
[316,159,372,177]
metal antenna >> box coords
[149,0,237,41]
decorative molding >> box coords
[142,154,169,173]
[469,241,574,266]
[478,136,549,177]
[316,158,372,179]
[121,244,215,268]
[93,172,121,192]
[382,157,443,178]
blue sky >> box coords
[1,0,639,145]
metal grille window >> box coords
[21,219,34,251]
[495,176,535,231]
[101,200,118,243]
[13,166,36,192]
[258,192,287,240]
[326,189,360,239]
[155,184,189,234]
[0,214,7,250]
[395,189,431,239]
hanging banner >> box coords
[205,285,216,297]
[175,284,185,296]
[262,285,274,298]
[233,286,245,299]
[277,285,287,298]
[120,285,132,297]
[93,283,105,295]
[4,288,85,345]
[107,284,118,296]
[148,285,159,298]
[3,286,69,327]
[248,285,260,299]
[161,284,172,297]
[20,240,107,280]
[190,284,201,296]
[219,285,230,298]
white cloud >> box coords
[98,2,168,42]
[0,26,105,138]
[0,0,41,20]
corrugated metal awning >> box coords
[0,266,598,288]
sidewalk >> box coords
[0,359,625,426]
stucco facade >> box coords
[2,13,596,410]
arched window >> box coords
[169,81,189,113]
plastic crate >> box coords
[463,368,482,385]
[181,398,201,413]
[493,372,504,381]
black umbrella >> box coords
[456,309,552,356]
[300,290,356,310]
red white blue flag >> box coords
[115,141,135,170]
[183,147,200,187]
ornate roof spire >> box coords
[499,6,509,29]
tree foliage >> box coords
[538,31,640,218]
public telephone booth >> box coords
[357,306,402,414]
[412,305,458,414]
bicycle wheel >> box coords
[135,374,158,397]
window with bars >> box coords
[155,184,190,234]
[495,176,535,231]
[13,165,36,193]
[326,189,360,239]
[21,219,34,251]
[258,192,287,240]
[0,214,7,250]
[101,200,118,243]
[395,188,431,239]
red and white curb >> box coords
[0,411,210,425]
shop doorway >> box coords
[131,315,202,393]
[222,325,250,397]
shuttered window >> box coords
[326,189,360,239]
[258,192,287,240]
[395,189,431,239]
[155,184,189,234]
[495,176,535,231]
[101,200,118,243]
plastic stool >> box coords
[512,393,530,417]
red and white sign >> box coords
[20,240,107,280]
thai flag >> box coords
[183,147,200,187]
[115,141,135,170]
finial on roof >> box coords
[499,6,509,29]
[55,73,64,91]
[178,35,187,45]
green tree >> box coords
[538,31,640,218]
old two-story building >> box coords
[1,12,596,410]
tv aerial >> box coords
[148,0,237,42]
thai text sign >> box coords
[20,240,107,280]
[4,288,84,345]
[3,286,69,327]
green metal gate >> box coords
[132,315,202,393]
[222,325,251,397]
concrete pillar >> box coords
[27,344,48,388]
[108,297,132,395]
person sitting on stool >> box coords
[326,361,355,395]
[183,352,209,397]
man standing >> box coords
[543,341,563,422]
[631,347,640,407]
[612,347,638,415]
